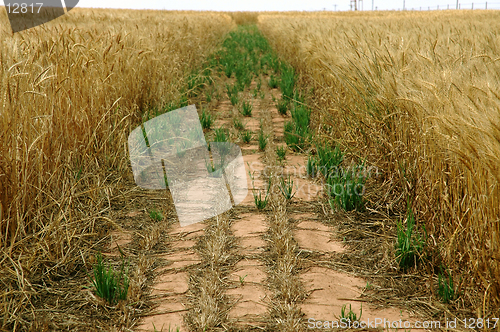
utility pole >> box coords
[403,0,405,10]
[334,4,337,10]
[456,0,459,9]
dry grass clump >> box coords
[0,8,234,330]
[259,10,500,316]
[264,175,306,332]
[186,212,236,330]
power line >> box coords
[349,1,500,10]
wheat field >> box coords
[2,6,500,330]
[259,10,500,315]
[0,8,234,329]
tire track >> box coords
[138,221,206,332]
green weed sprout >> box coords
[276,145,287,162]
[395,205,425,270]
[214,127,229,142]
[226,83,240,105]
[327,164,367,212]
[277,99,288,115]
[252,87,259,98]
[316,142,343,178]
[230,94,239,106]
[338,304,362,323]
[249,170,271,210]
[278,174,297,200]
[241,130,252,144]
[205,157,224,178]
[239,274,248,286]
[200,109,213,130]
[241,100,253,117]
[149,209,163,221]
[280,63,295,100]
[307,155,317,178]
[284,119,310,152]
[437,267,456,303]
[284,104,311,152]
[268,74,279,88]
[258,129,268,151]
[88,252,129,305]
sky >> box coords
[76,0,499,12]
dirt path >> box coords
[126,24,432,330]
[138,221,205,331]
[133,75,428,331]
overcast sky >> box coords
[76,0,498,12]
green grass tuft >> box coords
[284,104,311,151]
[241,130,252,144]
[214,127,229,143]
[149,209,163,221]
[249,171,271,210]
[200,109,213,130]
[307,155,317,178]
[277,99,288,115]
[437,267,457,303]
[278,174,297,200]
[327,163,367,212]
[241,100,253,117]
[279,63,295,100]
[316,142,344,178]
[276,145,287,161]
[88,252,129,305]
[258,129,268,151]
[338,304,362,323]
[205,90,212,103]
[230,94,239,106]
[395,204,425,270]
[284,121,309,152]
[268,74,279,88]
